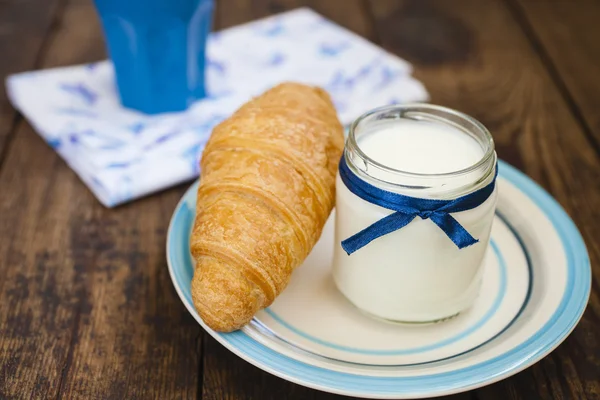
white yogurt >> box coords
[333,105,497,322]
[358,120,483,174]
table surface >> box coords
[1,0,599,399]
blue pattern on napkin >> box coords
[6,8,428,207]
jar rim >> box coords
[346,103,496,180]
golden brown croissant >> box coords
[190,82,344,332]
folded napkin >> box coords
[6,7,428,207]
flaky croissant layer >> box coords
[190,82,344,332]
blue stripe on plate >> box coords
[246,214,534,369]
[261,239,507,355]
[167,160,591,397]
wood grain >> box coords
[0,0,200,398]
[1,0,599,399]
[0,0,63,162]
[368,0,600,399]
[510,0,600,152]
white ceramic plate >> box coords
[167,161,590,399]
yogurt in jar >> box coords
[332,104,498,323]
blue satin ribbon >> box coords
[339,156,497,255]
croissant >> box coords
[190,82,344,332]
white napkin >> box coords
[6,7,428,207]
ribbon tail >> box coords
[341,212,416,255]
[429,213,479,249]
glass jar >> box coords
[332,104,498,323]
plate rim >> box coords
[166,160,591,399]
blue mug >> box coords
[93,0,214,114]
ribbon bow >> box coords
[339,156,497,255]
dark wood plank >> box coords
[368,0,600,399]
[0,0,200,398]
[510,0,600,153]
[0,0,63,164]
[214,0,376,40]
[3,0,597,399]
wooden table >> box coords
[1,0,599,398]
